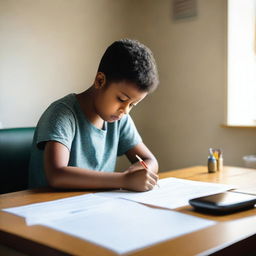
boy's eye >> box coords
[117,97,126,102]
[117,97,137,108]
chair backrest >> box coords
[0,127,35,194]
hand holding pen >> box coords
[135,155,160,189]
[122,155,159,192]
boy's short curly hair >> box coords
[98,39,159,92]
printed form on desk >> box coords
[2,178,234,254]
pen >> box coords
[135,154,160,188]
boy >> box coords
[29,39,159,192]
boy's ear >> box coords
[94,72,106,89]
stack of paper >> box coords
[3,178,233,254]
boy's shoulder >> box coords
[38,93,78,123]
[43,93,77,115]
[50,93,76,109]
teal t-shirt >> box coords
[29,93,142,188]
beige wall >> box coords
[1,0,256,171]
[123,0,256,170]
[0,0,128,127]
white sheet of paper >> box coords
[26,199,216,254]
[96,177,234,209]
[3,194,113,225]
[3,193,216,254]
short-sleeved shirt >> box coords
[28,93,142,188]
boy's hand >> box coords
[123,168,159,192]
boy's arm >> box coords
[44,141,157,191]
[125,142,159,174]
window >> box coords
[227,0,256,126]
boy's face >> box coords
[94,81,148,122]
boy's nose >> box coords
[119,104,130,115]
[123,106,130,114]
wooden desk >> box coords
[0,166,255,256]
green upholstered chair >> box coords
[0,127,35,194]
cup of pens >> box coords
[208,148,223,173]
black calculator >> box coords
[189,191,256,215]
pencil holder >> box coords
[217,152,223,171]
[208,148,223,172]
[208,154,217,173]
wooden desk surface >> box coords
[0,166,256,256]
